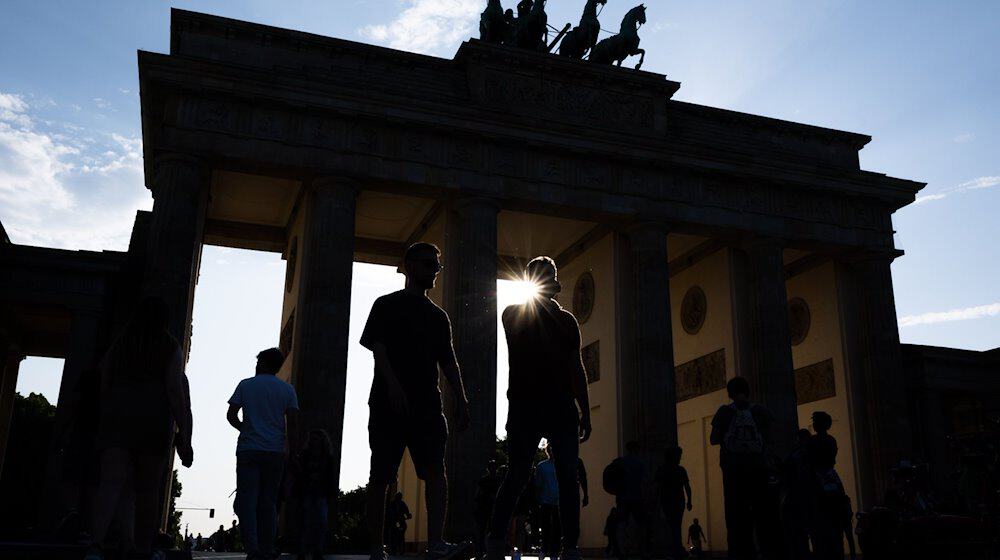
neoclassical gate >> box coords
[132,9,923,547]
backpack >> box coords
[723,404,764,455]
[603,458,626,496]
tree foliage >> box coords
[0,392,56,540]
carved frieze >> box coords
[675,348,727,402]
[794,359,836,404]
[475,69,655,129]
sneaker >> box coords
[426,540,475,560]
[370,548,389,560]
[83,548,104,560]
[559,548,582,560]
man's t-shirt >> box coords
[503,298,582,402]
[360,290,456,413]
[655,464,689,506]
[534,459,559,505]
[711,402,773,469]
[806,432,838,471]
[228,374,299,454]
[618,454,646,502]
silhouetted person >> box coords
[486,256,592,560]
[655,446,692,559]
[361,242,472,560]
[294,429,337,560]
[686,519,706,558]
[807,411,847,560]
[614,441,649,560]
[386,492,412,554]
[709,377,776,560]
[806,411,838,473]
[534,446,561,560]
[195,534,203,550]
[781,428,813,560]
[85,297,193,560]
[603,507,620,557]
[227,347,300,559]
[475,460,501,558]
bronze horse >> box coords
[589,4,646,69]
[559,0,608,59]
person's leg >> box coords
[414,411,451,546]
[132,450,170,554]
[722,468,752,560]
[88,448,132,548]
[235,452,263,555]
[547,423,580,553]
[751,469,783,560]
[257,452,286,556]
[488,426,539,545]
[368,411,405,555]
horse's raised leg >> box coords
[634,48,646,70]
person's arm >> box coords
[164,347,194,467]
[578,459,589,506]
[286,407,300,458]
[439,318,470,431]
[568,315,592,442]
[227,404,243,431]
[709,407,729,445]
[683,467,693,510]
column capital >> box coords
[310,175,362,197]
[739,235,786,253]
[452,195,501,214]
[625,218,670,236]
[149,153,206,199]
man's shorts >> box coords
[369,407,448,484]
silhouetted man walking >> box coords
[710,376,776,560]
[361,242,472,560]
[227,347,299,560]
[486,256,592,560]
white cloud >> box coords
[952,132,974,143]
[910,175,1000,205]
[358,0,481,55]
[899,302,1000,328]
[913,193,947,204]
[0,90,150,251]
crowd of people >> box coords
[80,241,857,560]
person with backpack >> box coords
[604,441,649,560]
[709,377,776,560]
[654,446,692,560]
[806,411,848,560]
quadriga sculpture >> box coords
[588,4,646,69]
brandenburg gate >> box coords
[6,8,926,553]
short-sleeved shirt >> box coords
[503,298,582,402]
[710,402,773,469]
[360,290,456,413]
[228,374,299,453]
[807,432,838,471]
[655,464,689,506]
[618,454,646,502]
[534,459,559,505]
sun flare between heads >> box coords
[507,279,541,305]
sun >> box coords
[508,279,541,304]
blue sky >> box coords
[3,0,998,537]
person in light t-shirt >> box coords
[227,347,299,559]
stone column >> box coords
[0,346,25,477]
[142,154,208,529]
[43,310,103,525]
[742,238,798,459]
[291,176,359,495]
[627,222,677,457]
[443,197,499,540]
[849,251,912,500]
[143,154,209,352]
